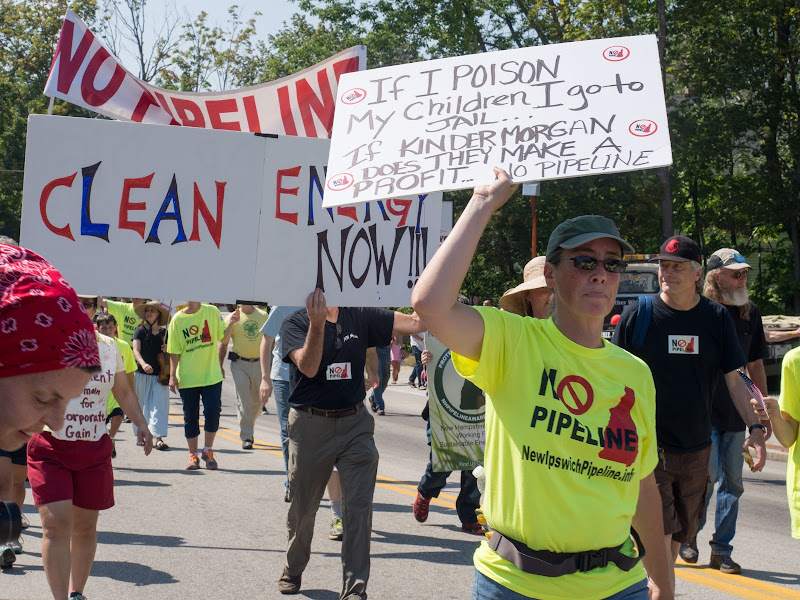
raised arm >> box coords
[411,168,517,361]
[287,289,327,378]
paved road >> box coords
[3,365,798,600]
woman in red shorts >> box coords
[27,295,153,600]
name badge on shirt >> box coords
[327,362,352,380]
[668,335,699,355]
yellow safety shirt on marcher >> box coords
[779,347,800,539]
[225,308,267,359]
[106,337,136,414]
[106,300,140,344]
[452,309,657,600]
[167,304,224,389]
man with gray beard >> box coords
[679,248,770,573]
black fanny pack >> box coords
[487,526,645,577]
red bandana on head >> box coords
[0,244,100,378]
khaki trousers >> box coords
[230,359,261,441]
[285,404,379,600]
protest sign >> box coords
[426,334,485,472]
[45,10,365,138]
[20,115,441,305]
[323,35,671,207]
[255,137,442,306]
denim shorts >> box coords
[472,569,649,600]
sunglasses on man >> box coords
[568,255,628,274]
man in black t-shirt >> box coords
[677,248,770,573]
[276,288,424,599]
[613,235,767,593]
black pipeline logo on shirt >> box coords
[533,367,639,468]
[181,319,212,352]
[432,349,485,424]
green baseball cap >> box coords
[546,215,634,261]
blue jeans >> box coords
[369,346,391,410]
[179,382,222,439]
[273,379,291,489]
[697,427,745,555]
[472,570,648,600]
[409,346,423,385]
[418,454,480,524]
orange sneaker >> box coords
[201,449,218,470]
[186,453,200,470]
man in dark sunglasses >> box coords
[412,167,674,600]
[277,291,425,598]
[679,248,769,574]
[613,237,768,588]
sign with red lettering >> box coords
[322,35,672,207]
[44,10,365,138]
[20,115,442,306]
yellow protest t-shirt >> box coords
[779,347,800,539]
[452,309,657,600]
[225,308,267,359]
[167,304,224,389]
[107,337,136,414]
[107,300,141,344]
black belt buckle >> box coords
[579,550,608,573]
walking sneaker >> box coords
[0,545,15,568]
[369,396,378,412]
[278,567,301,594]
[242,440,253,450]
[679,541,698,564]
[461,521,483,535]
[329,517,344,541]
[9,537,22,554]
[186,453,200,470]
[21,514,29,529]
[408,381,416,388]
[68,592,88,600]
[413,492,430,523]
[709,553,741,574]
[377,408,385,415]
[201,449,218,470]
[261,406,269,415]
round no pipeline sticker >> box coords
[603,46,631,61]
[327,173,355,191]
[628,120,657,137]
[340,88,367,105]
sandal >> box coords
[155,439,169,451]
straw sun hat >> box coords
[499,256,549,316]
[134,300,171,324]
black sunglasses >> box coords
[80,299,96,308]
[335,323,343,351]
[731,269,749,280]
[569,255,628,274]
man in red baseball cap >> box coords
[613,235,767,591]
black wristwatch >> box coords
[748,423,767,435]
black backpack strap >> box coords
[631,295,653,350]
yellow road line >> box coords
[167,411,797,599]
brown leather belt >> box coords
[294,402,364,418]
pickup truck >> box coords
[762,315,800,393]
[602,254,660,340]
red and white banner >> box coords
[44,10,365,138]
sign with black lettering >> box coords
[322,35,671,207]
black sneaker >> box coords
[709,553,741,574]
[242,440,253,450]
[0,546,15,569]
[679,541,698,563]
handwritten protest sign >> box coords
[323,35,671,207]
[20,115,441,305]
[45,10,365,138]
[426,334,485,472]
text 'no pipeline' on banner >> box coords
[322,35,672,208]
[45,10,365,138]
[20,115,442,307]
